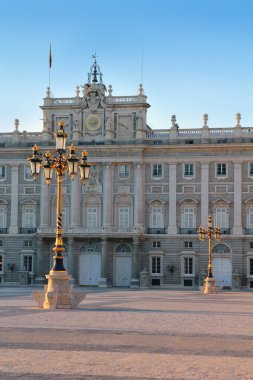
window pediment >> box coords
[20,198,37,206]
[147,198,166,206]
[179,198,198,205]
[212,197,231,205]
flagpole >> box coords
[49,44,52,90]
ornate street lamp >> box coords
[198,215,221,294]
[28,121,90,309]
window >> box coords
[22,255,33,273]
[0,166,6,180]
[22,207,36,228]
[0,207,6,228]
[152,164,162,178]
[151,207,163,228]
[184,257,193,275]
[250,259,253,276]
[87,208,98,228]
[153,241,161,248]
[0,240,2,246]
[216,163,227,176]
[119,165,129,179]
[184,164,194,177]
[151,257,161,274]
[24,187,35,195]
[119,208,129,228]
[250,242,253,249]
[24,240,32,248]
[24,166,32,180]
[184,241,193,248]
[248,208,253,228]
[214,208,228,228]
[0,255,3,272]
[182,208,196,228]
[249,163,253,177]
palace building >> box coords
[0,58,253,289]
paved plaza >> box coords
[0,288,252,380]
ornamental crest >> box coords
[83,171,102,193]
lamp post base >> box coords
[32,270,86,309]
[203,277,218,294]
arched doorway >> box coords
[212,244,232,287]
[114,243,132,287]
[79,242,101,286]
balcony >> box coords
[0,228,7,234]
[19,228,37,234]
[147,228,166,234]
[178,228,197,235]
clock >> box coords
[86,114,101,131]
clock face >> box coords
[86,114,101,131]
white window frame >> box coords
[152,164,163,179]
[21,254,34,274]
[24,166,33,181]
[87,207,98,228]
[0,166,6,182]
[118,164,130,180]
[181,207,196,228]
[248,163,253,178]
[150,207,164,228]
[22,206,36,228]
[24,240,33,248]
[248,207,253,228]
[181,253,196,277]
[149,255,163,276]
[119,207,129,229]
[0,206,7,229]
[216,163,227,178]
[152,241,161,248]
[214,207,228,228]
[249,257,253,277]
[184,241,193,248]
[183,163,195,179]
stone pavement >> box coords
[0,287,252,379]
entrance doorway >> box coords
[115,256,132,286]
[212,244,232,288]
[79,253,101,286]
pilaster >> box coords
[102,163,113,231]
[201,163,209,225]
[233,162,242,235]
[168,163,177,234]
[9,164,19,234]
[134,162,144,232]
[70,176,80,228]
[130,238,140,288]
[99,238,108,287]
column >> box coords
[102,163,113,231]
[233,162,242,235]
[99,238,108,287]
[201,163,209,225]
[134,162,144,231]
[9,164,19,233]
[168,163,177,234]
[40,175,50,229]
[70,176,80,228]
[130,238,140,288]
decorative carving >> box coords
[87,91,100,111]
[116,243,132,254]
[83,171,102,193]
[80,241,102,254]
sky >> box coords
[0,0,253,132]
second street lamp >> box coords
[198,215,221,294]
[29,121,91,309]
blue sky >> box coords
[0,0,253,132]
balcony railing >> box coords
[147,228,166,234]
[19,228,37,234]
[0,228,7,234]
[178,228,198,235]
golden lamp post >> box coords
[28,121,90,309]
[198,215,221,294]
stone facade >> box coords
[0,60,253,289]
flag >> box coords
[49,44,52,68]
